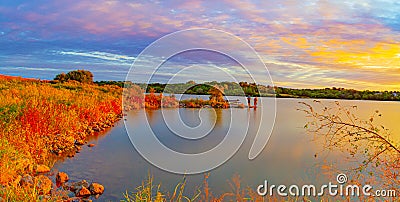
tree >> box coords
[299,101,399,193]
[186,80,196,85]
[54,70,93,83]
[54,72,67,82]
[208,85,225,102]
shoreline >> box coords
[1,74,398,102]
[0,75,124,201]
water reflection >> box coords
[145,109,155,124]
[53,98,400,201]
[214,108,223,128]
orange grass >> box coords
[0,76,124,194]
[0,75,180,199]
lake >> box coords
[53,97,400,201]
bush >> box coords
[54,70,93,83]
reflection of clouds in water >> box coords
[55,98,400,200]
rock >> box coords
[69,180,89,192]
[56,172,69,184]
[35,175,52,194]
[87,144,95,147]
[19,174,34,187]
[36,164,50,173]
[67,197,82,202]
[76,180,89,188]
[58,181,69,189]
[89,183,104,195]
[82,198,92,202]
[75,187,91,197]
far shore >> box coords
[2,74,398,102]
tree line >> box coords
[54,70,400,101]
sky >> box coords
[0,0,399,90]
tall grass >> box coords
[0,76,125,200]
[122,175,201,202]
[121,174,290,202]
[0,75,181,201]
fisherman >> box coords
[254,97,258,108]
[247,95,251,107]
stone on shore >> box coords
[69,180,89,192]
[89,183,104,195]
[75,186,91,197]
[36,175,52,194]
[66,197,83,202]
[36,164,50,173]
[56,172,69,184]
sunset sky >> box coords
[0,0,399,90]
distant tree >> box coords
[54,70,93,83]
[54,72,67,82]
[186,80,196,85]
[196,88,204,94]
[208,85,225,102]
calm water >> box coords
[53,98,400,201]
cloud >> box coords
[56,50,135,63]
[0,0,399,90]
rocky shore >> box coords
[10,113,119,201]
[47,115,121,201]
[13,168,105,202]
[49,113,122,158]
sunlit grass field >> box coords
[0,75,124,200]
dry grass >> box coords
[0,76,124,200]
[122,174,309,202]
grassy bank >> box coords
[0,75,124,200]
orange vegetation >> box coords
[144,88,179,109]
[0,75,180,187]
[0,76,124,187]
